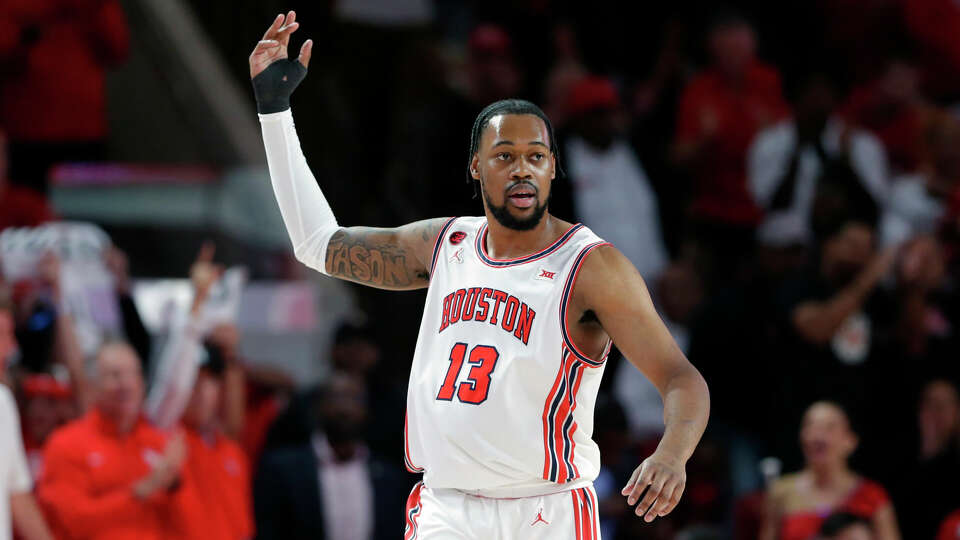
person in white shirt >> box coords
[0,293,53,540]
[879,113,960,247]
[749,74,889,247]
[1,385,53,540]
[563,75,669,283]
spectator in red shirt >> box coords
[820,512,876,540]
[37,341,193,540]
[177,337,254,540]
[939,509,960,540]
[759,402,901,540]
[840,58,930,175]
[0,129,56,231]
[18,374,77,480]
[902,0,960,102]
[0,0,129,193]
[673,13,789,283]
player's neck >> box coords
[483,213,571,260]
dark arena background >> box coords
[1,0,959,539]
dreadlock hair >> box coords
[466,99,564,198]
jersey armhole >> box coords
[559,241,613,367]
[428,217,458,279]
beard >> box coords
[481,179,549,231]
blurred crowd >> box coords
[3,0,960,539]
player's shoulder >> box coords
[427,216,483,251]
[552,216,605,253]
[447,215,486,231]
[575,240,634,282]
[426,216,486,242]
[402,216,459,242]
[565,239,647,311]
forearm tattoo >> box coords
[323,219,447,290]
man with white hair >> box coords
[37,341,192,540]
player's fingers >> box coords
[298,39,313,69]
[626,476,651,506]
[261,14,284,40]
[277,21,299,47]
[626,466,654,505]
[647,478,679,521]
[658,481,685,517]
[252,40,280,54]
[278,10,296,40]
[621,467,642,496]
[635,477,667,519]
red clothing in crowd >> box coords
[0,0,128,142]
[779,479,891,540]
[840,83,926,174]
[0,184,56,230]
[241,383,286,464]
[179,427,254,540]
[939,509,960,540]
[816,0,904,85]
[37,409,193,540]
[675,63,790,225]
[903,0,960,100]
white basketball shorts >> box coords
[404,482,602,540]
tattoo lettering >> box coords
[323,219,445,290]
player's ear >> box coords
[470,154,481,180]
[549,153,556,180]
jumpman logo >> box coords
[449,248,464,264]
[530,508,549,526]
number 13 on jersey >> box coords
[436,343,500,405]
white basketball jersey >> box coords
[404,216,612,497]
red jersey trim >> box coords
[559,241,613,366]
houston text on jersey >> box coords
[438,287,536,345]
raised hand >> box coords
[189,242,223,314]
[249,11,312,113]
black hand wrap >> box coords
[251,58,307,114]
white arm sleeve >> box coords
[259,109,341,274]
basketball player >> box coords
[250,12,709,539]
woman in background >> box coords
[760,401,901,540]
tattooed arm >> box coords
[323,219,451,290]
[253,15,449,291]
[259,108,449,290]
